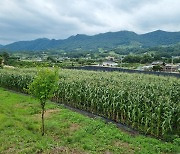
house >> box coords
[142,65,153,71]
[163,64,179,72]
[105,56,115,61]
[35,58,42,62]
[102,61,118,67]
[141,62,179,73]
[152,61,165,66]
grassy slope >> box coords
[0,88,179,154]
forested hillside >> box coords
[1,30,180,52]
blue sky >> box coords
[0,0,180,44]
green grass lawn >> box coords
[0,88,179,154]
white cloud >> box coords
[0,0,179,44]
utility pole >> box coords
[171,56,173,73]
[120,56,123,68]
[121,57,122,68]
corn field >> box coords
[0,68,179,139]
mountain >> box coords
[140,30,180,46]
[0,44,3,48]
[1,38,62,51]
[1,30,180,52]
[62,31,139,50]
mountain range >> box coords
[0,30,180,52]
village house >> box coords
[163,64,179,72]
[105,56,115,61]
[142,61,179,72]
[101,60,118,67]
[141,65,153,71]
[152,61,165,66]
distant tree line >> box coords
[114,44,180,56]
[122,54,180,64]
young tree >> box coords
[28,68,59,136]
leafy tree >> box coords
[140,54,153,64]
[0,56,3,68]
[28,68,59,136]
[2,52,9,65]
[122,55,141,63]
[47,56,56,63]
[152,65,163,71]
[78,59,86,66]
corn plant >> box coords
[0,68,179,139]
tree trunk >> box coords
[41,101,45,136]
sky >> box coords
[0,0,180,45]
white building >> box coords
[101,61,118,67]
